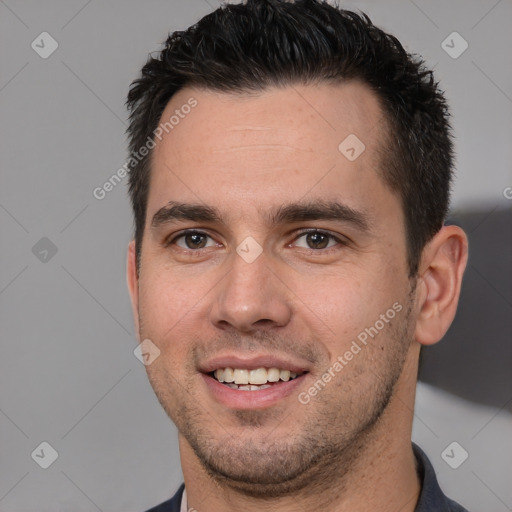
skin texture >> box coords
[127,82,468,512]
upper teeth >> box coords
[214,367,298,385]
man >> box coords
[126,1,469,510]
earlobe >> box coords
[414,225,468,346]
[126,240,140,339]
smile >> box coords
[210,367,303,391]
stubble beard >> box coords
[144,293,415,499]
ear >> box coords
[414,225,468,346]
[127,240,140,341]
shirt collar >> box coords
[180,487,188,512]
[412,443,467,511]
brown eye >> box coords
[185,233,207,248]
[305,232,330,249]
[173,231,215,250]
[293,230,339,250]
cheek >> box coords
[137,270,209,349]
[290,268,404,355]
[138,273,206,399]
[293,271,374,323]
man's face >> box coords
[129,82,417,494]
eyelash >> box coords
[165,229,348,252]
[291,229,348,252]
[164,229,218,250]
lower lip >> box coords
[201,373,307,410]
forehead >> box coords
[148,81,396,224]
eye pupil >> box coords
[185,233,207,249]
[306,232,329,249]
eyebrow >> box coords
[269,201,372,232]
[150,200,372,233]
[151,202,222,229]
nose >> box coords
[209,250,293,333]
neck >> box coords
[181,352,421,512]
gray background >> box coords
[1,0,511,511]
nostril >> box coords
[254,319,274,326]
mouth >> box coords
[208,367,306,391]
[199,355,311,409]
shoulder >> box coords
[413,444,469,512]
[143,483,185,512]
